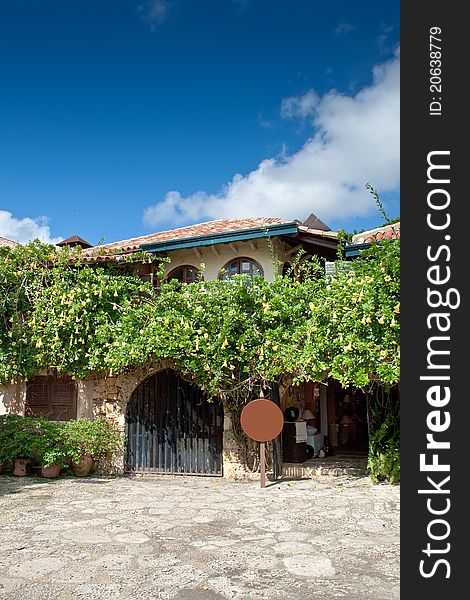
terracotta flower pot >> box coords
[13,458,31,477]
[41,464,61,478]
[71,454,93,477]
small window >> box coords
[167,265,200,283]
[25,376,77,421]
[219,257,264,279]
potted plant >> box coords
[0,414,36,476]
[32,420,68,478]
[62,418,122,477]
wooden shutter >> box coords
[25,377,50,417]
[26,376,77,421]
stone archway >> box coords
[125,369,224,475]
[91,362,248,477]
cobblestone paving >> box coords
[0,474,399,599]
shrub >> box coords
[367,413,400,484]
[0,414,39,464]
[31,419,69,468]
[0,415,123,472]
[61,418,123,464]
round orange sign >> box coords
[240,399,284,442]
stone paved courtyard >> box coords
[0,474,399,600]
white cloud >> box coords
[143,50,399,228]
[232,0,249,10]
[139,0,171,29]
[281,90,319,120]
[377,23,396,54]
[0,210,62,244]
[334,22,356,35]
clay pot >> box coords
[71,454,93,477]
[41,464,61,478]
[13,458,31,477]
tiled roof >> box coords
[0,236,19,248]
[57,235,93,249]
[298,225,338,239]
[83,217,292,258]
[351,222,400,244]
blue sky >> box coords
[0,0,399,245]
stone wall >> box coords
[90,362,248,478]
[1,363,252,479]
[221,408,251,479]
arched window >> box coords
[167,265,200,283]
[220,257,264,279]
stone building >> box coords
[1,215,341,477]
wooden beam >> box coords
[249,241,257,252]
[193,247,202,259]
[210,245,220,256]
[286,244,302,256]
[229,243,238,254]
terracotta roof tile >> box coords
[0,236,19,248]
[351,222,400,245]
[83,217,292,257]
[57,235,93,248]
[298,225,338,239]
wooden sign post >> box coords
[259,439,266,488]
[240,398,284,488]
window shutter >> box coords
[52,379,77,420]
[25,377,51,418]
[25,376,77,420]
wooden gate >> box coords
[125,370,224,475]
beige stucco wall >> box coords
[0,376,94,420]
[0,381,26,416]
[162,237,292,282]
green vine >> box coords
[1,238,400,480]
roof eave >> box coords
[345,242,372,258]
[345,237,399,258]
[141,222,299,253]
